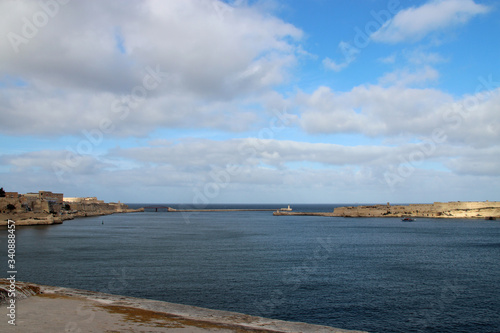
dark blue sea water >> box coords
[2,204,500,332]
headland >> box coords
[332,201,500,219]
[273,201,500,219]
[0,190,143,226]
[0,279,366,333]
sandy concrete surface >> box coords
[0,281,367,333]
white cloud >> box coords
[0,0,303,136]
[297,84,500,148]
[1,137,498,203]
[445,146,500,176]
[378,66,440,87]
[323,57,351,72]
[379,54,397,64]
[323,41,360,72]
[0,0,498,204]
[405,49,447,65]
[109,138,389,171]
[0,150,111,182]
[297,84,451,137]
[371,0,490,43]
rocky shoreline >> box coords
[273,201,500,219]
[0,206,143,226]
[332,201,500,219]
[1,191,145,226]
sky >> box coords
[0,0,499,204]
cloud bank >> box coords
[0,0,302,136]
[371,0,490,43]
[0,0,498,203]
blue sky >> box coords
[0,0,499,204]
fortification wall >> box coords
[67,201,129,214]
[0,198,22,213]
[1,195,141,225]
[434,201,500,211]
[333,201,500,218]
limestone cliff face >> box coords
[66,201,131,215]
[0,198,19,212]
[0,197,143,226]
[333,201,500,219]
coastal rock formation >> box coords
[333,201,500,219]
[0,193,143,226]
[0,280,41,303]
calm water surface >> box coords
[2,204,499,332]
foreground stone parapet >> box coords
[0,279,367,333]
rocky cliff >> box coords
[0,197,143,226]
[333,201,500,219]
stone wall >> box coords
[4,192,18,199]
[65,201,129,214]
[433,201,500,211]
[39,191,63,204]
[0,197,22,213]
[1,193,143,225]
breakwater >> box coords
[332,201,500,219]
[273,211,334,216]
[145,206,278,212]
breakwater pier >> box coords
[273,211,334,216]
[144,206,278,212]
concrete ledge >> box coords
[0,280,367,332]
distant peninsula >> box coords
[274,201,500,220]
[333,201,500,219]
[0,190,143,226]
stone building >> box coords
[39,191,64,204]
[64,197,104,204]
[4,192,18,199]
[20,191,64,213]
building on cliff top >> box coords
[64,197,104,204]
[23,191,63,204]
[4,192,18,199]
[40,191,63,204]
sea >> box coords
[2,204,499,333]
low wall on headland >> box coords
[333,201,500,219]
